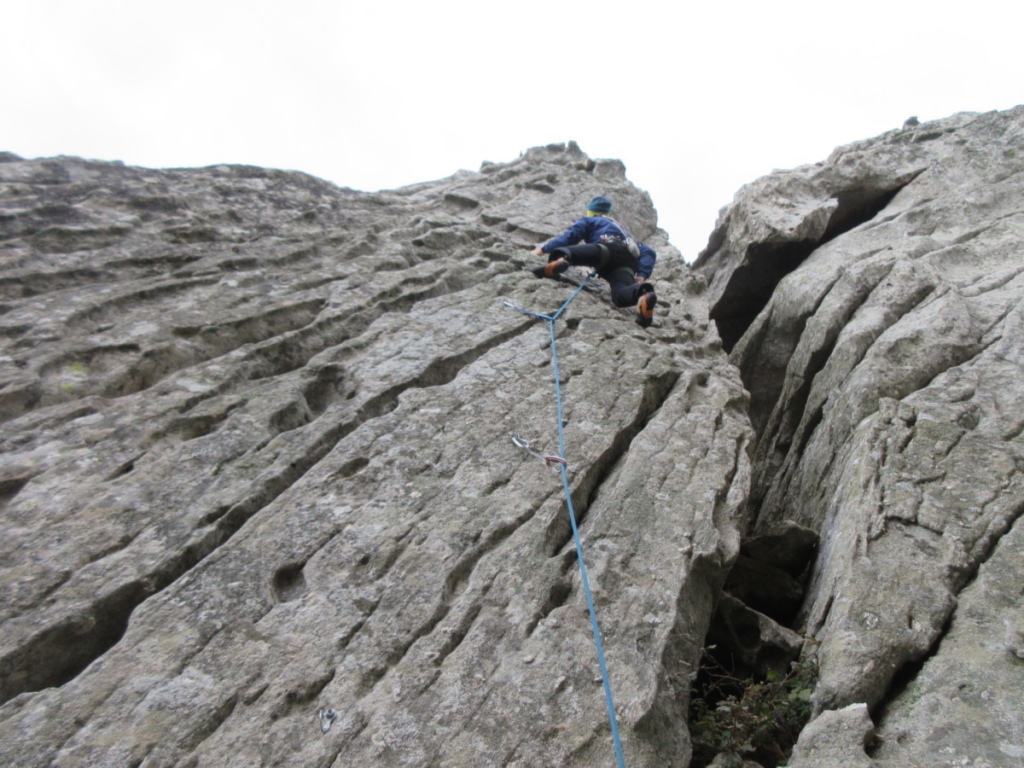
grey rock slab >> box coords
[803,312,1024,713]
[0,148,751,766]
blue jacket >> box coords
[542,215,657,279]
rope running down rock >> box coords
[504,273,626,768]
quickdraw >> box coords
[318,708,338,733]
[511,432,568,473]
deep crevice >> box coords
[748,267,977,524]
[712,239,819,353]
[740,258,874,442]
[710,181,913,352]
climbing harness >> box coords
[600,216,641,258]
[505,272,627,768]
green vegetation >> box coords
[688,647,817,767]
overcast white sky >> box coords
[5,0,1022,260]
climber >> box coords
[530,196,658,327]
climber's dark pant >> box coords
[550,242,649,307]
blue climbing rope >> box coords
[505,273,627,768]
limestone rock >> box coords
[707,751,762,768]
[0,145,751,766]
[785,703,878,768]
[872,510,1024,768]
[707,594,803,679]
[696,106,1024,766]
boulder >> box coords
[785,703,878,768]
[706,594,803,679]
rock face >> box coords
[6,105,1024,768]
[0,145,753,766]
[696,106,1024,766]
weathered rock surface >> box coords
[0,145,752,766]
[696,106,1024,765]
[9,104,1024,767]
[872,508,1024,767]
[785,703,877,768]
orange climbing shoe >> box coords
[531,258,570,279]
[636,290,657,328]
